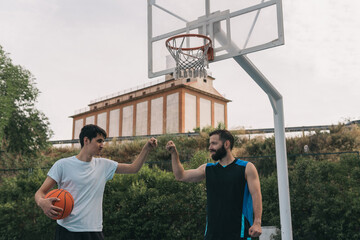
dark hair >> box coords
[209,129,234,150]
[79,124,107,148]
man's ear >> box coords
[224,140,231,150]
[83,136,90,146]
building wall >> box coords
[74,119,83,140]
[166,92,179,134]
[109,109,120,137]
[150,97,163,135]
[85,116,95,125]
[184,93,196,132]
[200,98,211,129]
[72,86,228,139]
[136,101,148,136]
[122,105,133,137]
[214,102,225,127]
[97,112,107,132]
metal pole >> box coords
[213,29,292,238]
[147,0,154,77]
[272,97,293,240]
[233,55,293,240]
[205,0,210,17]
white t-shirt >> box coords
[47,156,118,232]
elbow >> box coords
[174,174,185,182]
[127,167,140,174]
[129,164,141,174]
[174,176,182,181]
[34,190,39,200]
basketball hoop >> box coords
[166,34,213,79]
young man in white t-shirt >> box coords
[35,124,157,240]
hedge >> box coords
[1,154,359,239]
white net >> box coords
[166,34,212,79]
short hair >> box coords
[79,124,107,148]
[209,129,234,150]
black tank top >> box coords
[204,159,253,240]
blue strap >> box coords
[241,214,245,238]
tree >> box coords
[0,45,52,156]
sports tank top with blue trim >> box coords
[204,159,253,240]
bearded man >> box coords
[166,129,262,240]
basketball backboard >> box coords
[147,0,284,78]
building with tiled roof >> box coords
[70,74,230,140]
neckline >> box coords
[218,158,237,168]
[74,155,93,164]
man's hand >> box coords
[166,141,177,154]
[146,137,157,150]
[38,197,63,219]
[249,222,262,238]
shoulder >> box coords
[234,159,249,167]
[194,163,207,171]
[206,162,218,167]
[234,159,258,177]
[53,156,76,166]
[244,161,259,180]
[94,157,117,163]
[94,157,118,167]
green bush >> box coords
[290,155,360,240]
[261,154,360,240]
[0,123,359,239]
[103,166,207,240]
[184,150,210,169]
[101,139,144,163]
[0,170,56,240]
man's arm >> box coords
[35,176,63,219]
[115,137,157,174]
[246,162,262,237]
[166,140,206,182]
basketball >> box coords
[45,189,74,220]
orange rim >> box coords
[165,34,212,51]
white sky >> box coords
[0,0,359,140]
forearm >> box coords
[248,190,263,237]
[35,177,56,207]
[35,190,45,207]
[131,145,151,172]
[171,150,185,181]
[252,191,262,225]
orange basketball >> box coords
[45,189,74,220]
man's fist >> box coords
[166,141,177,154]
[147,137,157,149]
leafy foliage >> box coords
[261,154,360,240]
[0,170,56,240]
[0,123,359,239]
[103,166,206,240]
[0,45,52,156]
[290,155,360,240]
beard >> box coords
[211,144,227,161]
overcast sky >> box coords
[1,0,359,140]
